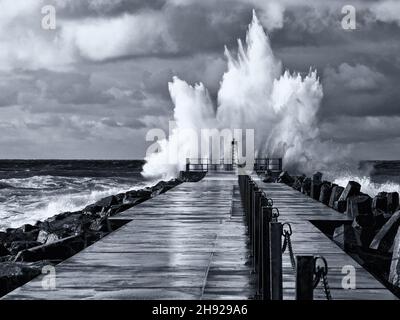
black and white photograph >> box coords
[1,0,400,309]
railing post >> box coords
[261,205,272,300]
[186,158,190,172]
[270,222,283,300]
[248,182,255,252]
[252,188,261,273]
[296,256,314,300]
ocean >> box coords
[0,160,148,230]
[0,159,399,231]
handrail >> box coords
[238,174,332,301]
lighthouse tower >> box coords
[231,139,238,168]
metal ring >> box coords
[282,222,292,236]
[314,256,328,276]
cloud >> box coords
[101,117,146,129]
[370,0,400,26]
[61,12,177,61]
[324,63,386,92]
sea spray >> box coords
[143,11,348,179]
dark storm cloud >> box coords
[2,0,400,159]
[101,117,146,129]
[51,0,167,18]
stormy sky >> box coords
[0,0,400,160]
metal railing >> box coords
[185,158,283,172]
[185,158,234,172]
[254,158,282,172]
[238,175,332,300]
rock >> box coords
[301,178,311,196]
[263,175,275,183]
[292,175,305,191]
[15,235,85,262]
[83,195,118,215]
[346,195,372,219]
[0,261,52,296]
[319,182,332,205]
[277,171,294,185]
[310,172,323,200]
[387,192,399,214]
[123,190,140,204]
[312,172,323,183]
[334,200,347,213]
[107,203,134,216]
[151,181,170,196]
[0,244,10,257]
[372,194,388,216]
[8,241,42,254]
[338,181,361,202]
[178,171,206,182]
[389,226,400,287]
[310,181,322,200]
[89,217,110,232]
[333,224,362,250]
[20,224,39,233]
[36,230,50,243]
[38,212,92,238]
[2,228,39,245]
[0,231,6,242]
[37,230,64,244]
[329,185,344,208]
[370,211,400,253]
[351,220,375,248]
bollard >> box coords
[270,222,283,300]
[248,182,255,251]
[261,204,272,300]
[253,189,261,275]
[296,256,315,300]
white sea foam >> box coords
[142,11,348,179]
[333,175,400,197]
[0,175,152,230]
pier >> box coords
[2,169,398,300]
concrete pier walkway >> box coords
[3,173,398,300]
[253,177,398,300]
[3,173,255,300]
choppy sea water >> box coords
[1,159,399,231]
[332,160,400,197]
[0,160,148,230]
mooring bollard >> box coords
[270,222,283,300]
[261,203,272,300]
[296,255,315,300]
[252,187,260,271]
[248,181,255,251]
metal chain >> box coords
[321,272,332,300]
[286,233,296,272]
[281,223,296,271]
[313,256,333,300]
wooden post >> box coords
[270,222,283,300]
[186,158,190,172]
[248,182,254,252]
[253,189,261,274]
[261,205,272,300]
[296,256,314,300]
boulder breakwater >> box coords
[0,171,205,297]
[263,170,400,296]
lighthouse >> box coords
[231,139,238,168]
